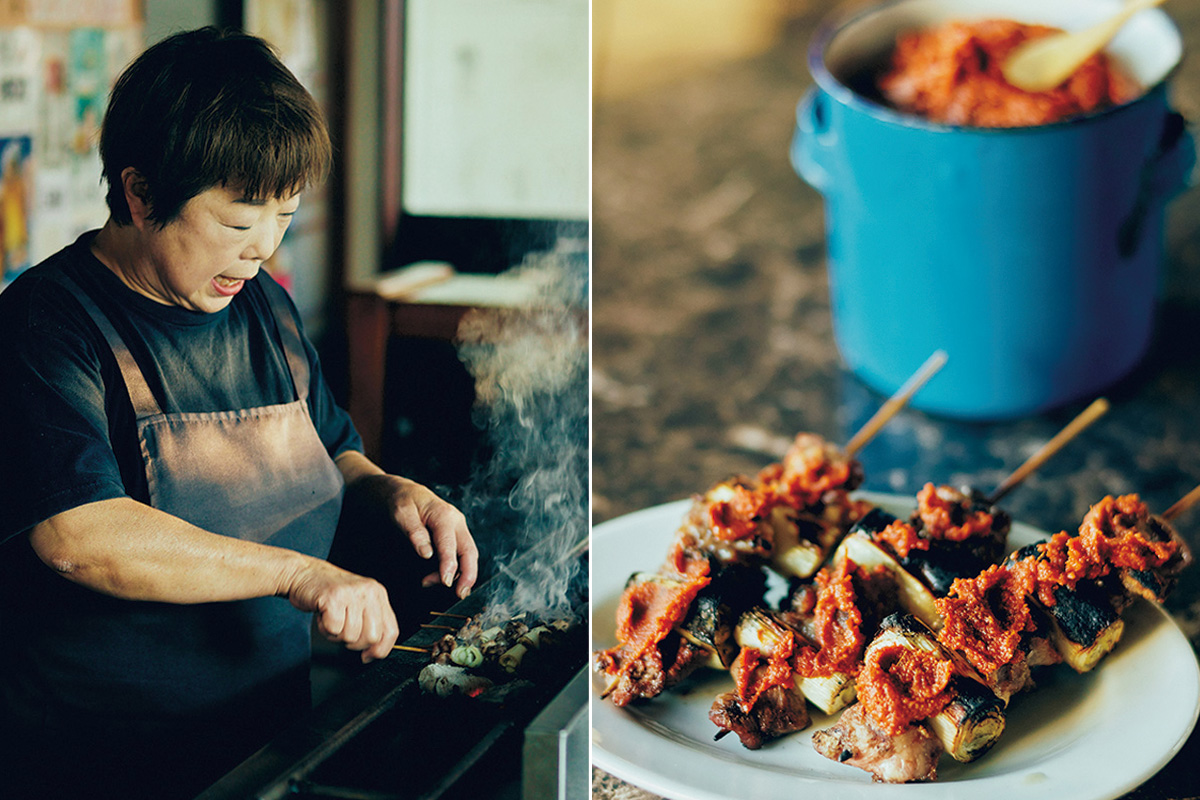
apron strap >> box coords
[257,275,311,402]
[51,272,163,419]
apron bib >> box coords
[42,274,345,724]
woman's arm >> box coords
[335,450,479,599]
[28,497,399,662]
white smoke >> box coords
[455,238,588,625]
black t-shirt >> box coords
[0,231,361,541]
[0,233,363,794]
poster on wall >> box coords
[0,15,141,291]
[0,134,32,283]
[0,28,39,134]
[245,0,332,334]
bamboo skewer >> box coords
[429,611,471,619]
[1162,483,1200,522]
[420,624,458,631]
[985,397,1111,506]
[392,645,430,654]
[567,536,589,560]
[844,350,948,457]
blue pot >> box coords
[792,0,1195,419]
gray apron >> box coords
[53,272,345,718]
[3,273,348,797]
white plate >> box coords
[591,492,1200,800]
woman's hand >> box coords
[359,474,479,599]
[335,451,479,599]
[283,559,399,662]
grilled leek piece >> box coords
[677,592,740,669]
[795,671,858,715]
[871,614,1006,763]
[928,677,1007,763]
[1041,582,1125,673]
[734,607,798,657]
[1003,545,1126,674]
[833,532,942,632]
[734,607,857,715]
[767,506,828,579]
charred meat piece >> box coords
[671,477,776,567]
[859,485,1009,597]
[812,703,942,783]
[1078,495,1192,603]
[594,630,709,707]
[594,559,713,705]
[709,682,810,750]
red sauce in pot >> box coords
[879,19,1140,127]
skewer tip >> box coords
[844,349,949,456]
[1163,482,1200,522]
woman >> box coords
[0,27,477,799]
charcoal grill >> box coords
[196,546,588,800]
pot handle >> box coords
[791,87,835,193]
[1118,111,1196,257]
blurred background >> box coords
[592,1,1200,798]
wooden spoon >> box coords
[1001,0,1166,93]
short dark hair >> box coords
[100,26,332,226]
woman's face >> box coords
[140,185,300,313]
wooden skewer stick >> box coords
[419,624,458,631]
[567,536,589,560]
[1162,482,1200,521]
[392,644,430,654]
[844,350,948,457]
[985,397,1110,506]
[429,611,471,619]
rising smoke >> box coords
[455,238,589,625]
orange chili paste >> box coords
[857,642,954,735]
[877,519,928,559]
[879,19,1140,127]
[760,433,861,508]
[733,636,797,713]
[936,563,1037,676]
[1034,495,1177,590]
[598,558,711,681]
[707,481,769,542]
[793,558,869,677]
[916,483,995,542]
